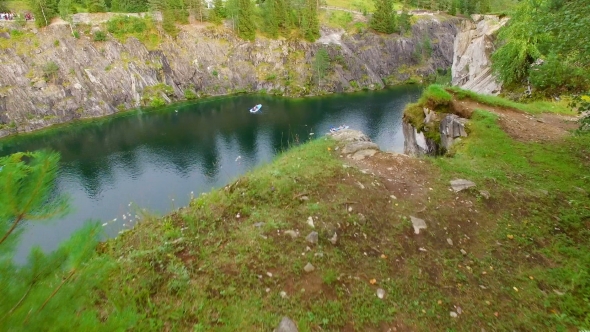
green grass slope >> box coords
[98,90,590,330]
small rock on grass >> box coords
[479,190,490,199]
[284,230,298,238]
[450,179,476,192]
[376,288,385,299]
[274,317,298,332]
[410,216,427,234]
[460,249,467,255]
[450,311,458,318]
[306,216,315,228]
[304,262,315,273]
[306,231,318,244]
[329,233,338,245]
[447,238,454,246]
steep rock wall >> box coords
[451,14,508,95]
[0,16,458,137]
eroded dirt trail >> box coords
[451,99,579,142]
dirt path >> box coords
[452,99,579,142]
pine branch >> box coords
[1,281,35,322]
[0,213,24,246]
[37,269,77,314]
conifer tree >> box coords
[301,0,319,41]
[0,151,139,330]
[186,0,205,21]
[209,0,225,23]
[237,0,256,40]
[58,0,75,35]
[370,0,396,34]
[110,0,149,12]
[86,0,107,12]
[398,9,412,34]
[262,0,279,38]
[480,0,491,13]
[275,0,290,31]
[313,47,330,88]
[449,0,457,15]
[0,152,67,248]
[28,0,59,27]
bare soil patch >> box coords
[452,99,578,142]
[343,151,435,204]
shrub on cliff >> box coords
[42,61,59,82]
[107,15,148,35]
[93,30,107,41]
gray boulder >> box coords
[328,129,371,143]
[450,179,476,192]
[274,317,298,332]
[342,141,379,154]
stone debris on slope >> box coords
[305,231,319,244]
[410,216,427,234]
[274,317,298,332]
[450,179,476,192]
[304,263,315,273]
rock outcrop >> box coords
[402,121,438,156]
[0,15,459,137]
[403,109,469,157]
[328,129,380,160]
[451,14,508,95]
[439,114,468,150]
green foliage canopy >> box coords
[492,0,590,95]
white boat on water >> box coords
[249,104,262,113]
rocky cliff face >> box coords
[451,14,508,95]
[0,16,458,137]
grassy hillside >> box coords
[95,89,589,330]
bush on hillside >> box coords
[106,16,148,35]
[42,61,59,82]
[93,30,107,41]
[529,54,590,96]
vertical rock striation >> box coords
[451,14,508,95]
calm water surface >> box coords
[0,86,422,262]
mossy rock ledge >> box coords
[402,85,471,156]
